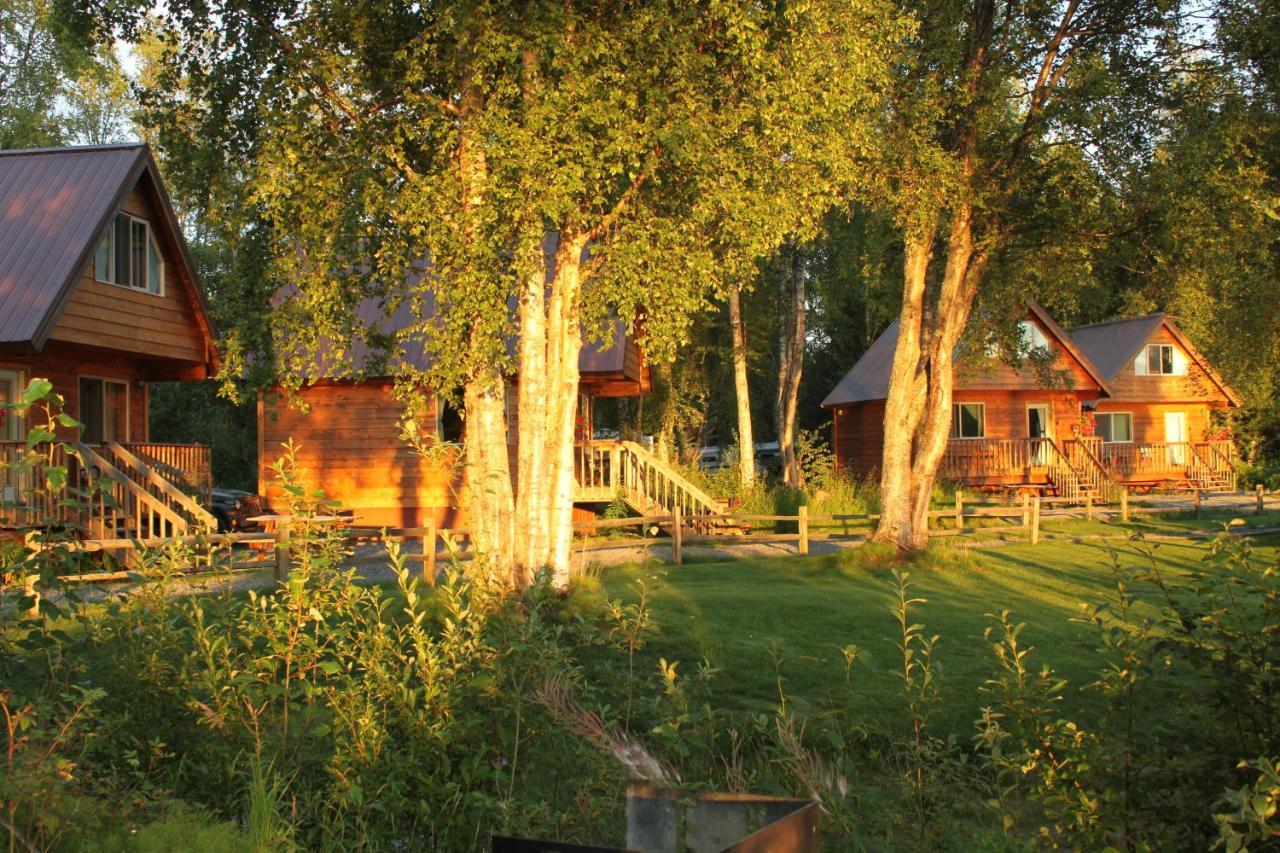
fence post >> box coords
[1121,487,1130,523]
[798,505,809,556]
[425,517,437,586]
[1084,495,1093,522]
[1257,483,1265,516]
[671,506,683,565]
[274,521,291,583]
[1030,495,1041,545]
[954,490,964,530]
[1194,488,1202,519]
[1021,492,1030,531]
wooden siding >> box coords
[833,390,1092,477]
[0,345,148,441]
[1106,325,1232,403]
[48,179,209,365]
[1090,400,1217,445]
[260,382,466,529]
[832,401,885,476]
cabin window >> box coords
[436,393,464,444]
[1147,344,1174,375]
[78,377,129,443]
[1019,320,1050,353]
[94,213,163,295]
[0,369,23,441]
[1095,412,1133,443]
[950,403,985,439]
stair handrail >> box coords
[1045,438,1087,501]
[1066,437,1117,502]
[73,441,189,536]
[107,442,217,531]
[616,441,725,518]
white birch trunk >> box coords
[728,286,756,486]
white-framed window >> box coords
[78,376,129,443]
[950,402,985,439]
[1136,343,1186,376]
[436,393,464,445]
[1095,412,1133,443]
[93,213,164,295]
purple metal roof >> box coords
[821,319,898,406]
[0,144,150,345]
[1069,314,1166,383]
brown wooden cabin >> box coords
[259,294,727,530]
[0,144,219,538]
[1070,313,1240,492]
[823,302,1117,501]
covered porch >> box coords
[939,436,1236,498]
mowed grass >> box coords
[597,520,1280,736]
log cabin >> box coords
[822,302,1116,500]
[258,296,727,529]
[0,144,219,538]
[1070,313,1239,492]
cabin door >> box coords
[1165,412,1187,466]
[1027,404,1050,465]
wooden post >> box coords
[954,490,963,530]
[1030,495,1041,545]
[1257,483,1265,515]
[23,572,39,619]
[671,506,683,565]
[1084,495,1093,522]
[798,505,809,556]
[1021,492,1030,531]
[1121,487,1130,523]
[424,518,437,586]
[274,521,291,583]
[1194,488,1202,519]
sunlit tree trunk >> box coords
[728,285,756,485]
[513,234,586,587]
[776,251,805,488]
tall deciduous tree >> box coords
[872,0,1180,550]
[131,0,907,584]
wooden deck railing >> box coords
[1,440,214,538]
[940,438,1055,480]
[120,442,212,507]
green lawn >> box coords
[598,520,1280,735]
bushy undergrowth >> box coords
[3,387,1278,849]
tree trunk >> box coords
[513,233,585,587]
[776,251,805,488]
[728,286,756,485]
[463,370,514,563]
[873,207,987,551]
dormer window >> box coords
[94,213,163,295]
[1019,320,1049,353]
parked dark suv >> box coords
[211,489,270,533]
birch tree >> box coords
[130,0,908,584]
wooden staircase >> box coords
[1189,442,1237,493]
[72,442,217,539]
[1064,437,1119,503]
[575,440,730,531]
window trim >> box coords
[1145,344,1175,376]
[1095,411,1134,444]
[93,212,165,297]
[77,375,131,443]
[950,402,986,440]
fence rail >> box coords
[7,486,1272,591]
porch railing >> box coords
[574,440,726,524]
[121,442,213,507]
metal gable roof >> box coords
[0,143,217,355]
[1068,313,1166,385]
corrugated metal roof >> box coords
[822,319,898,406]
[0,144,148,344]
[1069,314,1166,383]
